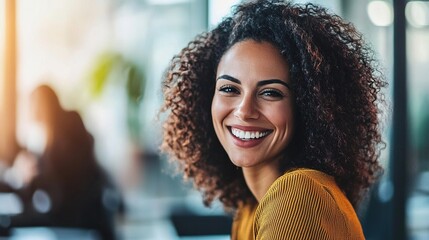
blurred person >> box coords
[160,0,387,239]
[4,85,121,239]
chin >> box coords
[230,157,259,168]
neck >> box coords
[242,162,281,202]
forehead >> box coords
[216,40,289,82]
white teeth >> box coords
[231,128,270,140]
[245,132,250,139]
[239,131,245,139]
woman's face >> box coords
[211,40,294,169]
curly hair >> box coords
[160,0,386,210]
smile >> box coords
[230,127,272,140]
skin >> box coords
[211,40,294,201]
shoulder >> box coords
[66,111,84,125]
[260,169,340,211]
[268,168,335,194]
[256,168,341,225]
[254,168,364,240]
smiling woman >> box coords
[160,0,387,239]
[212,41,294,181]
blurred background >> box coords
[0,0,427,239]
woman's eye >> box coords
[259,89,284,99]
[218,85,240,95]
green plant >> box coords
[88,52,145,143]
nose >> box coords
[234,95,260,120]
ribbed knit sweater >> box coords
[231,169,365,240]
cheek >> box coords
[211,96,226,143]
[266,103,294,131]
[211,96,224,130]
[211,95,236,144]
[211,95,230,123]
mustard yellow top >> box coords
[231,169,365,240]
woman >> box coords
[161,0,386,239]
[10,85,119,240]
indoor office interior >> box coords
[0,0,427,239]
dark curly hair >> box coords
[160,0,386,210]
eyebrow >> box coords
[216,74,291,89]
[216,75,241,84]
